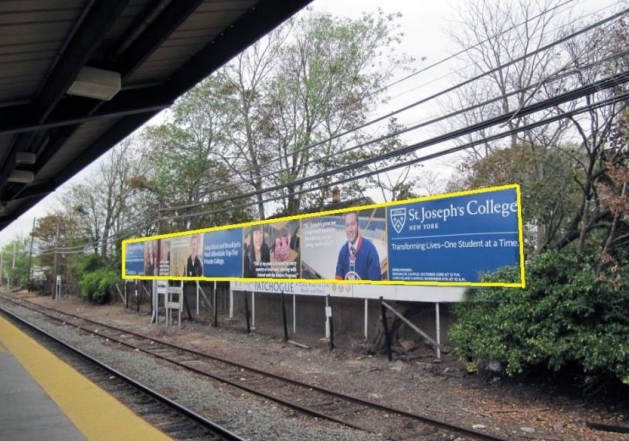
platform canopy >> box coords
[0,0,312,231]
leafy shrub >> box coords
[449,251,629,386]
[70,253,102,281]
[79,268,121,304]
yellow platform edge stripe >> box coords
[0,315,175,441]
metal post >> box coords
[27,217,36,291]
[213,282,218,328]
[281,291,288,342]
[196,281,200,316]
[0,253,4,287]
[151,279,157,323]
[150,282,155,323]
[325,295,330,338]
[244,291,250,334]
[9,241,16,290]
[436,302,441,360]
[136,281,140,313]
[380,296,392,362]
[364,298,368,339]
[327,295,334,351]
[125,281,129,309]
[229,287,234,319]
[251,291,255,329]
[292,294,296,335]
[52,222,59,299]
[183,282,192,321]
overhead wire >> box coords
[37,211,158,254]
[30,1,629,253]
[158,69,629,224]
[158,3,629,212]
[154,91,628,226]
[150,0,603,210]
[164,42,629,215]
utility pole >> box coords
[9,241,16,289]
[27,217,36,291]
[156,201,163,275]
[52,222,60,299]
[151,201,163,324]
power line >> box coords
[159,5,629,212]
[160,42,629,215]
[156,90,627,226]
[158,71,629,224]
[37,211,158,254]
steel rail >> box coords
[1,294,514,441]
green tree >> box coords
[139,79,256,231]
[32,212,84,280]
[258,10,413,215]
[460,143,584,253]
[0,236,30,288]
[151,8,413,220]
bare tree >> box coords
[64,138,139,257]
[440,0,572,157]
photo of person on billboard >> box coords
[335,211,381,281]
[144,241,156,275]
[186,234,203,277]
[268,221,300,278]
[243,225,271,278]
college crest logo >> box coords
[390,207,406,234]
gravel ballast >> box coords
[0,298,385,441]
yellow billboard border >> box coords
[122,184,526,288]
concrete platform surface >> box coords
[0,314,175,441]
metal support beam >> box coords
[115,0,207,78]
[37,1,131,119]
[0,92,170,137]
[381,300,442,352]
[0,1,131,193]
[164,0,313,101]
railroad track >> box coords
[1,294,515,441]
[0,304,246,441]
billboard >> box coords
[122,185,525,287]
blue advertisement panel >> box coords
[242,220,301,279]
[387,188,519,283]
[203,229,242,277]
[301,208,388,281]
[125,242,145,276]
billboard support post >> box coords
[436,303,441,360]
[381,300,441,353]
[229,288,233,319]
[364,299,368,340]
[380,296,392,362]
[213,282,218,328]
[196,281,200,316]
[251,291,255,329]
[281,291,289,342]
[292,294,296,335]
[325,295,330,338]
[244,291,250,334]
[327,295,334,351]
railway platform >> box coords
[0,314,174,441]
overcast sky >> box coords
[0,0,620,248]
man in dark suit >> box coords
[186,235,203,277]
